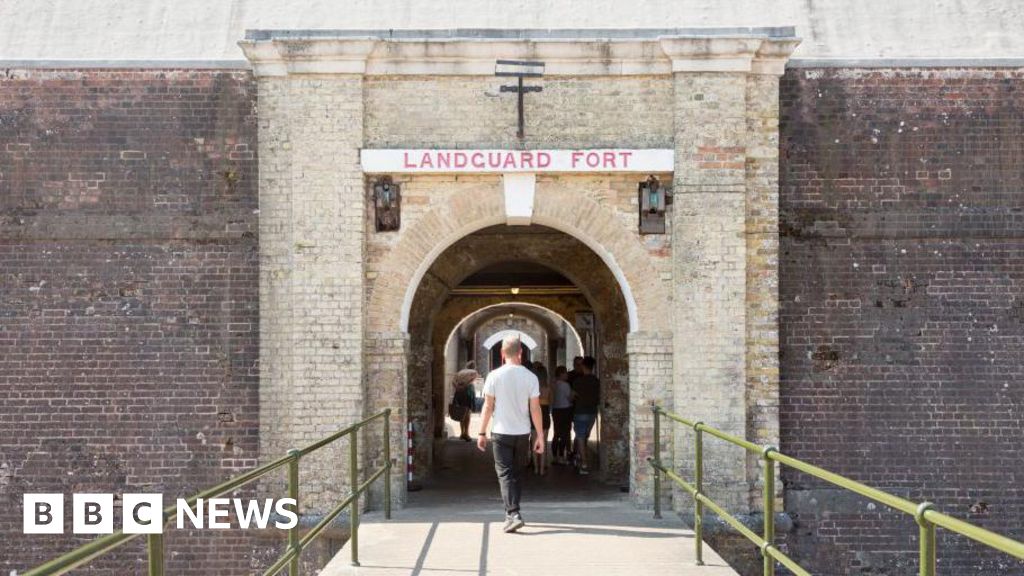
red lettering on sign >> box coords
[537,152,551,168]
[403,152,416,169]
[603,151,616,168]
[501,152,515,169]
[420,153,433,168]
[454,152,468,168]
[521,152,534,168]
[436,152,450,169]
[471,152,485,168]
[571,151,584,168]
[619,151,632,168]
[586,152,600,168]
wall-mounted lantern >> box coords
[373,176,401,232]
[638,175,668,234]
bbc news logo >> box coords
[23,494,298,534]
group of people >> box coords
[450,353,601,473]
[455,335,601,534]
[529,355,601,475]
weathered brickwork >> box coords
[364,75,674,149]
[627,330,674,505]
[778,68,1024,575]
[0,70,261,574]
[671,73,755,513]
[256,75,367,511]
[745,73,783,508]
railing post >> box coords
[287,449,301,576]
[147,532,164,576]
[652,405,662,520]
[694,422,705,567]
[384,409,392,520]
[762,446,778,576]
[350,430,360,567]
[916,502,936,576]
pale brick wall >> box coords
[364,76,674,149]
[257,75,367,511]
[365,173,674,334]
[745,74,783,509]
[671,73,752,513]
[255,68,783,513]
[363,332,408,507]
[628,331,675,505]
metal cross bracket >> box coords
[495,60,545,139]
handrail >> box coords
[648,405,1024,576]
[23,409,394,576]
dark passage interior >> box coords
[405,225,631,495]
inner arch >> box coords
[398,214,640,333]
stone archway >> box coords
[245,28,793,517]
[365,178,673,335]
[365,180,673,503]
[406,226,632,485]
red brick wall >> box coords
[0,69,262,574]
[778,68,1024,574]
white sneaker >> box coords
[504,513,525,533]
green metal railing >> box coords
[24,409,393,576]
[648,405,1024,576]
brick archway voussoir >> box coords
[367,184,670,334]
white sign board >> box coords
[360,149,674,174]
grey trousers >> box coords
[491,433,530,515]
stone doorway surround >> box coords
[239,28,797,514]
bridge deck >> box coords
[321,418,737,576]
[320,499,738,576]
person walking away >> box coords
[450,368,478,441]
[550,365,574,465]
[477,336,544,533]
[571,356,600,475]
[531,362,552,474]
[567,355,583,386]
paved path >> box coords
[320,500,737,576]
[320,417,737,576]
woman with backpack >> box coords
[449,368,478,441]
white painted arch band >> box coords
[482,330,539,350]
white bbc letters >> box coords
[73,494,114,534]
[207,498,231,529]
[177,498,204,529]
[24,494,64,534]
[25,494,298,534]
[123,493,164,534]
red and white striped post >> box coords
[406,421,421,491]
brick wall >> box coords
[0,69,262,574]
[778,68,1024,574]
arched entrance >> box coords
[248,28,791,522]
[363,177,675,505]
[406,225,631,488]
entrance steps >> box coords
[319,499,738,576]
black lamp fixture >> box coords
[638,175,668,234]
[372,176,401,232]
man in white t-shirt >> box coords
[477,335,544,533]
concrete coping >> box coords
[244,27,799,42]
[237,27,801,77]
